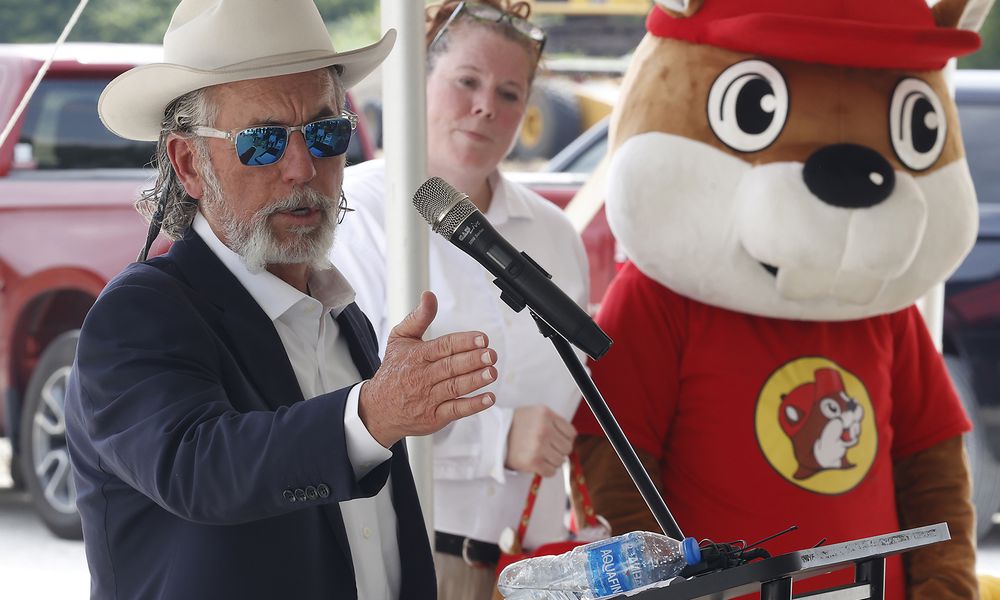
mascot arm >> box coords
[576,434,664,535]
[894,435,977,598]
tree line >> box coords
[0,0,997,68]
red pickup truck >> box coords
[0,43,376,538]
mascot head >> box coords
[606,0,992,320]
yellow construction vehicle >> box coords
[511,1,650,159]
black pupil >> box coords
[910,97,938,153]
[736,77,775,135]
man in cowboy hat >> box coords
[64,1,500,599]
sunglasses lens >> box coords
[235,126,287,166]
[304,118,353,158]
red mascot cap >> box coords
[647,0,982,70]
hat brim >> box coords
[99,29,396,141]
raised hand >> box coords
[359,291,498,448]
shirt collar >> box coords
[192,212,356,321]
[484,170,534,226]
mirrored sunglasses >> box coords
[192,111,358,167]
[431,1,546,53]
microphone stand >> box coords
[527,310,684,541]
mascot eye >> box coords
[889,78,947,171]
[707,60,788,153]
[819,398,842,419]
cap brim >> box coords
[99,29,396,141]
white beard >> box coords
[199,158,338,275]
[605,132,979,321]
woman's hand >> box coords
[505,405,577,477]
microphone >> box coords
[412,177,612,360]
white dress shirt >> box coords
[193,213,401,600]
[332,160,590,549]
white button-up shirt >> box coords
[332,160,590,549]
[194,213,400,600]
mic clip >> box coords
[494,277,527,313]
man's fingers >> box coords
[389,291,437,341]
[435,393,496,425]
[423,330,489,362]
[432,348,497,380]
[430,366,497,401]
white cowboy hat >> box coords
[98,0,396,141]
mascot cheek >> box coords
[606,131,749,291]
[883,159,979,307]
[736,164,927,305]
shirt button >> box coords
[294,488,307,501]
[362,526,372,539]
[317,484,330,498]
[486,486,495,497]
[283,489,296,503]
[305,486,318,500]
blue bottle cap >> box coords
[681,537,702,566]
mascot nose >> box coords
[803,144,896,209]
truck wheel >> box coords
[512,83,581,160]
[19,331,82,540]
[946,355,1000,540]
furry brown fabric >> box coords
[574,434,664,535]
[895,435,979,599]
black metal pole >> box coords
[530,311,684,541]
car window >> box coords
[561,133,608,174]
[16,79,156,169]
[957,102,1000,204]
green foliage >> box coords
[0,0,996,68]
[960,10,1000,69]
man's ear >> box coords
[166,134,206,200]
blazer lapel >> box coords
[169,231,304,411]
[335,303,380,379]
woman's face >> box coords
[426,24,535,174]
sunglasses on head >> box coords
[191,111,358,167]
[431,1,546,53]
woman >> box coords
[331,2,590,598]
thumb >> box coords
[390,291,437,341]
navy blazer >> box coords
[65,230,436,600]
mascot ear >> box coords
[653,0,704,18]
[932,0,995,32]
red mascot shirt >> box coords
[574,262,971,599]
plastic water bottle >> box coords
[496,531,702,599]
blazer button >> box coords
[294,488,307,501]
[306,486,318,500]
[317,484,330,498]
[283,489,296,503]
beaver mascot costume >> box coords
[573,0,994,597]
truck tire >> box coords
[19,331,83,540]
[512,83,581,160]
[946,354,1000,540]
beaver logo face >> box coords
[779,368,864,479]
[756,358,877,494]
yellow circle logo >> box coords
[755,357,877,495]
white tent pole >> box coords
[381,0,432,536]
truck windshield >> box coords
[15,78,156,170]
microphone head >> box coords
[412,177,477,239]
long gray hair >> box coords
[137,89,217,242]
